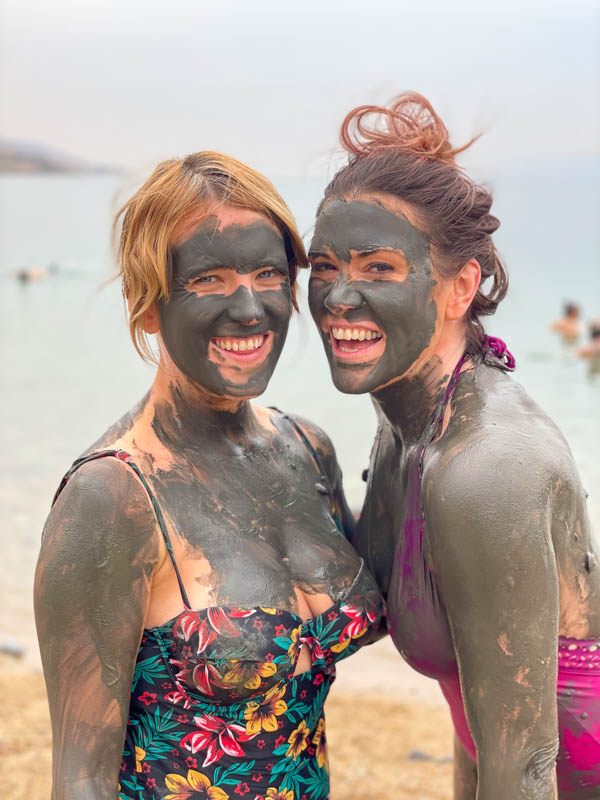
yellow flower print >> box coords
[134,745,146,772]
[287,625,303,660]
[266,788,295,800]
[286,719,310,761]
[244,682,288,735]
[164,768,229,799]
[260,607,278,614]
[222,659,277,690]
[312,717,329,772]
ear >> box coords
[127,297,160,334]
[445,259,481,321]
[142,304,160,334]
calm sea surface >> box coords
[1,169,599,662]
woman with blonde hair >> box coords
[35,152,383,800]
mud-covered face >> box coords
[158,208,292,398]
[308,196,438,394]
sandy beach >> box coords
[0,639,454,799]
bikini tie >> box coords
[485,335,516,371]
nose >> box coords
[227,285,265,325]
[324,277,364,315]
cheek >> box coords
[308,280,329,318]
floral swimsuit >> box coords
[55,421,383,800]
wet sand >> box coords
[0,639,454,799]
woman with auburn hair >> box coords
[308,94,600,799]
[35,152,383,800]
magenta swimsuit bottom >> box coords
[440,640,600,796]
[386,339,600,797]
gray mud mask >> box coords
[308,198,438,394]
[158,216,292,397]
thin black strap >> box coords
[52,449,192,609]
[269,407,342,531]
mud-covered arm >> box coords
[289,413,356,542]
[427,453,559,800]
[34,460,160,799]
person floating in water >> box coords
[551,302,581,345]
[578,322,600,378]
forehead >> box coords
[310,195,430,265]
[171,205,288,273]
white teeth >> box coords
[331,327,382,341]
[214,334,265,352]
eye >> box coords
[193,274,217,284]
[310,261,338,275]
[257,269,276,279]
[366,261,394,274]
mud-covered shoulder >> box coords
[276,409,356,540]
[36,456,161,795]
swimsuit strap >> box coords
[52,449,192,609]
[269,407,341,529]
[418,351,472,479]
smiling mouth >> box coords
[210,333,270,361]
[330,325,384,360]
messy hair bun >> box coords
[323,92,508,355]
[341,92,476,165]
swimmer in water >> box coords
[551,302,581,345]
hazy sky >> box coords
[1,0,599,178]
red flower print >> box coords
[274,735,286,747]
[300,690,307,699]
[264,653,275,662]
[275,624,287,637]
[313,674,324,686]
[181,713,251,767]
[175,607,241,653]
[256,739,266,749]
[120,760,126,772]
[339,602,376,641]
[137,691,156,706]
[178,714,189,723]
[170,748,179,756]
[277,720,284,729]
[161,681,173,689]
[185,756,197,768]
[252,773,263,782]
[173,762,180,769]
[328,611,338,621]
[266,763,274,770]
[253,619,264,631]
[228,608,256,618]
[165,685,192,709]
[145,778,156,789]
[234,782,250,795]
[182,645,193,659]
[142,762,151,774]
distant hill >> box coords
[0,139,121,174]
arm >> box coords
[288,413,356,542]
[34,459,160,799]
[426,451,559,800]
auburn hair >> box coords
[115,151,307,362]
[320,92,508,353]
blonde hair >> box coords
[115,151,307,362]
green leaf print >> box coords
[212,759,256,786]
[132,705,182,762]
[131,655,169,692]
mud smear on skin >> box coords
[145,382,360,608]
[308,198,438,394]
[159,217,292,397]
